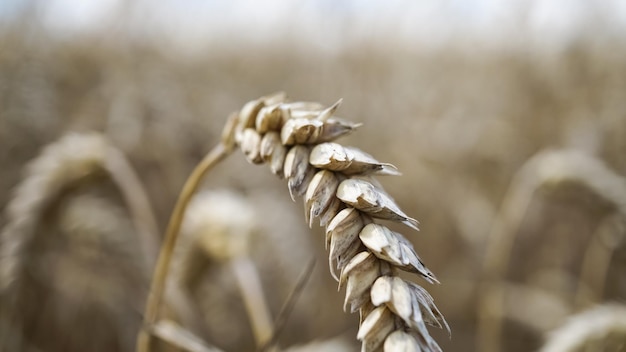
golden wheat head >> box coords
[0,132,158,293]
[0,133,110,291]
[0,132,162,352]
[224,93,449,352]
[169,190,261,351]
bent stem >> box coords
[105,144,161,270]
[137,143,230,352]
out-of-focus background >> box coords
[1,1,626,351]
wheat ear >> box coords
[173,190,275,350]
[0,132,159,292]
[233,93,448,351]
[138,93,448,352]
[479,149,626,352]
[0,132,160,351]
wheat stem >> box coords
[105,144,161,270]
[575,214,621,308]
[137,143,230,352]
[230,256,275,349]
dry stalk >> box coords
[230,257,274,347]
[479,149,626,352]
[260,257,316,352]
[576,213,624,308]
[138,93,448,352]
[138,144,230,352]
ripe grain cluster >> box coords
[225,93,449,351]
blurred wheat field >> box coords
[1,2,626,351]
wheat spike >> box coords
[0,132,159,292]
[0,133,159,352]
[138,94,447,352]
[479,149,626,352]
[170,190,273,351]
[229,94,448,351]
